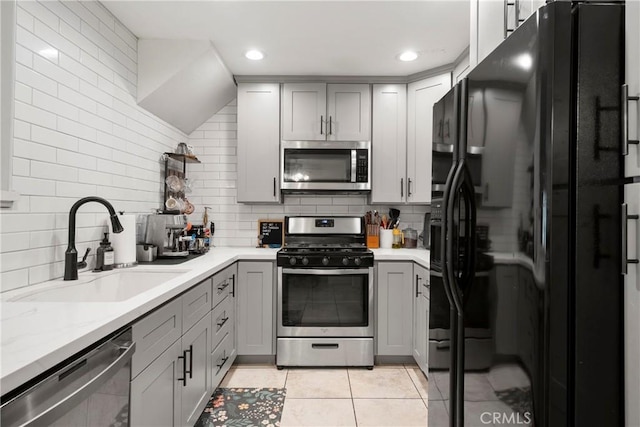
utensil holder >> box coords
[380,229,393,249]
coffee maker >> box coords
[145,214,189,257]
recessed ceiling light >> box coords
[398,51,419,62]
[245,50,264,60]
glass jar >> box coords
[392,228,404,248]
[403,228,418,248]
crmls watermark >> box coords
[480,412,532,425]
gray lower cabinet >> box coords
[130,265,238,427]
[376,262,414,356]
[130,339,182,427]
[181,312,212,426]
[237,262,274,355]
[412,264,429,374]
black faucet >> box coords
[64,197,124,281]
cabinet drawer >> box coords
[211,333,233,388]
[212,270,231,309]
[183,278,213,333]
[132,298,182,379]
[211,296,233,351]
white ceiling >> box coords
[102,0,470,77]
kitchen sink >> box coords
[7,270,188,302]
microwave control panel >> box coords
[355,149,369,182]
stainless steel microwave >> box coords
[280,140,371,192]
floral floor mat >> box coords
[195,388,286,427]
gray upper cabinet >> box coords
[407,74,451,204]
[237,83,281,203]
[371,84,407,204]
[376,262,414,356]
[237,262,274,355]
[471,0,546,66]
[282,83,370,141]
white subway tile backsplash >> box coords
[59,20,99,58]
[18,1,58,33]
[15,101,57,129]
[96,158,127,176]
[56,149,98,170]
[12,158,30,177]
[14,82,33,104]
[33,90,80,120]
[30,160,79,182]
[59,53,99,86]
[34,19,81,60]
[15,63,57,96]
[33,55,79,90]
[31,124,79,151]
[84,2,115,31]
[56,181,97,197]
[16,7,35,32]
[13,176,56,196]
[80,21,114,57]
[0,269,30,292]
[42,1,81,31]
[15,44,34,67]
[57,116,97,142]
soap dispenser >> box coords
[94,233,115,271]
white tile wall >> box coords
[0,0,186,292]
[185,101,429,248]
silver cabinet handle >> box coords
[622,203,639,275]
[622,84,639,156]
[504,0,516,38]
[408,178,412,198]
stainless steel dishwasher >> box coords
[1,328,135,427]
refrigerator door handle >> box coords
[446,161,466,315]
[460,164,477,293]
[622,84,639,156]
[622,203,639,275]
[441,162,460,308]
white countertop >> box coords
[0,246,428,394]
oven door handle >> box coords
[282,268,370,275]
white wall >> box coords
[0,0,187,292]
[185,101,429,247]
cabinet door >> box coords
[377,262,414,355]
[473,0,517,66]
[371,84,407,204]
[626,1,640,177]
[327,84,371,141]
[412,265,429,372]
[237,262,274,355]
[181,312,212,427]
[130,340,182,427]
[407,74,451,204]
[237,83,281,202]
[282,83,326,140]
[625,184,640,427]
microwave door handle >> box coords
[351,150,357,183]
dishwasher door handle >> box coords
[19,342,135,427]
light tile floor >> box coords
[219,363,428,426]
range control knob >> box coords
[342,257,349,266]
[302,257,309,266]
[322,257,330,266]
[289,257,297,266]
[354,257,362,266]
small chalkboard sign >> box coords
[258,219,284,248]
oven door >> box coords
[280,141,371,191]
[277,267,374,337]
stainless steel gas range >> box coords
[276,216,374,369]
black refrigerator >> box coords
[428,2,626,426]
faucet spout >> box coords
[64,197,124,281]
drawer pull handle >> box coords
[622,84,640,156]
[622,203,639,275]
[178,351,187,386]
[311,343,339,349]
[217,282,229,292]
[185,345,193,379]
[217,316,229,329]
